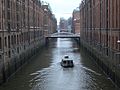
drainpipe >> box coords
[106,0,109,56]
[1,0,6,82]
[33,1,35,54]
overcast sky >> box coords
[43,0,81,22]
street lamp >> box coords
[44,8,48,12]
[73,19,77,21]
[73,19,77,33]
[117,40,120,44]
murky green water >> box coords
[0,38,118,90]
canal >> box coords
[0,38,118,90]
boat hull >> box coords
[60,62,74,68]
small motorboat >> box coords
[60,55,74,68]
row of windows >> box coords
[80,0,120,51]
[0,0,44,31]
[0,30,43,51]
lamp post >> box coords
[73,19,76,34]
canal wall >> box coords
[0,39,45,85]
[80,39,120,88]
[73,38,81,46]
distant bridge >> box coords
[45,32,80,44]
[46,32,80,38]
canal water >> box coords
[0,38,118,90]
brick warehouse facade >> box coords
[72,9,80,34]
[0,0,57,84]
[80,0,120,87]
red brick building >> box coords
[80,0,120,87]
[0,0,57,84]
[72,9,80,34]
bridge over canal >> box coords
[45,32,80,44]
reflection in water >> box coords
[0,38,117,90]
[29,38,116,90]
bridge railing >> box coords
[45,32,80,38]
